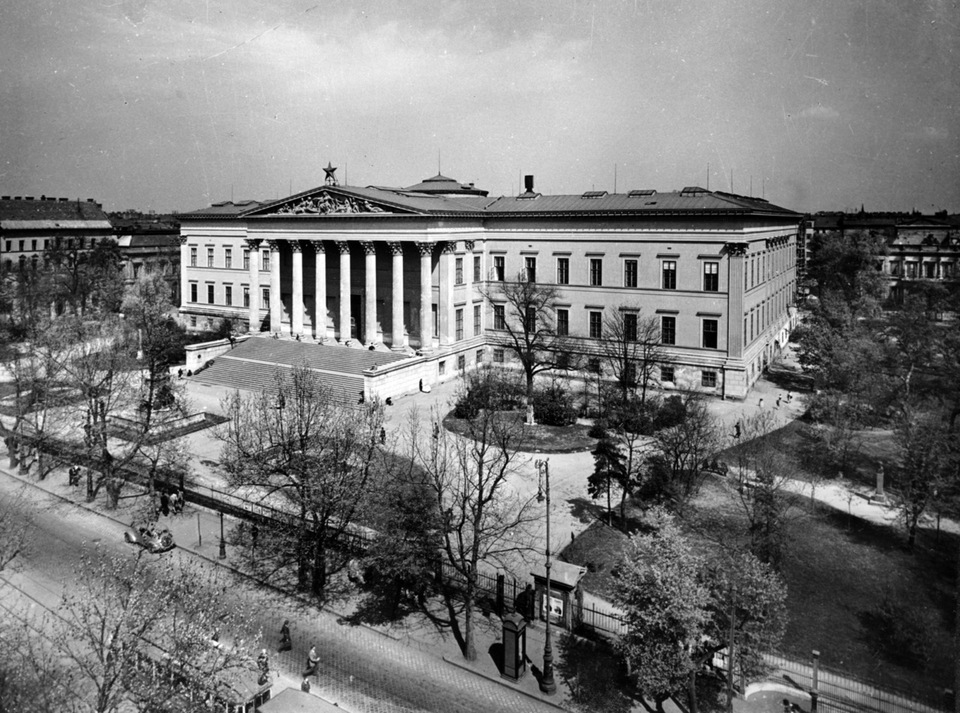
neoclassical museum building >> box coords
[178,169,800,400]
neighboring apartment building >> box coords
[178,173,801,400]
[0,195,114,273]
[111,213,182,305]
[882,217,960,302]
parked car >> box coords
[124,524,175,553]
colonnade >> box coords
[241,238,476,350]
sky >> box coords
[0,0,957,214]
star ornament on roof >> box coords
[323,162,338,186]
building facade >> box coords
[178,174,800,400]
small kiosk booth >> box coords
[533,561,587,631]
[500,610,527,681]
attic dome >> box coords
[404,173,489,197]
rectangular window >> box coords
[662,260,677,290]
[703,262,719,291]
[557,257,569,285]
[455,308,464,340]
[243,249,250,270]
[225,248,233,269]
[494,304,506,330]
[225,285,233,305]
[455,257,464,285]
[473,304,481,335]
[206,284,215,304]
[243,286,250,307]
[474,255,481,282]
[207,247,214,267]
[458,355,466,371]
[190,247,197,267]
[262,250,270,272]
[262,287,270,307]
[525,306,536,332]
[494,256,505,281]
[701,370,718,388]
[702,319,718,349]
[590,258,603,286]
[661,316,676,345]
[661,365,675,383]
[589,311,602,339]
[439,361,446,375]
[525,257,537,283]
[476,348,484,364]
[493,348,505,363]
[624,313,638,342]
[31,239,37,251]
[557,308,569,336]
[5,242,11,252]
[190,283,198,303]
[624,259,638,288]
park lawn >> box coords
[564,473,956,699]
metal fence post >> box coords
[811,649,820,713]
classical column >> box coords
[418,242,434,352]
[177,236,189,309]
[291,241,304,336]
[463,240,475,294]
[337,241,351,343]
[361,241,378,346]
[725,242,748,358]
[244,238,262,332]
[438,241,456,346]
[310,242,327,341]
[268,240,282,334]
[388,242,405,350]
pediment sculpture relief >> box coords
[275,193,387,215]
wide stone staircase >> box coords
[188,337,409,403]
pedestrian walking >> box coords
[301,678,311,692]
[168,491,178,515]
[304,645,319,677]
[775,396,781,408]
[175,488,185,514]
[758,397,764,408]
[159,492,170,517]
[279,620,292,652]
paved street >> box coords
[0,471,570,713]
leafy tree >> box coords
[407,406,538,661]
[615,509,787,713]
[649,393,723,514]
[218,365,386,596]
[805,229,887,313]
[599,305,663,407]
[882,295,942,405]
[480,271,575,424]
[892,407,954,548]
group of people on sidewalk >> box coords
[155,488,185,518]
[276,618,322,693]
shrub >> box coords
[653,395,686,430]
[452,369,522,419]
[533,384,578,426]
[869,588,938,668]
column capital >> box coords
[267,239,281,251]
[359,241,377,256]
[336,241,351,255]
[244,238,262,249]
[177,235,188,246]
[416,242,435,257]
[387,241,404,256]
[306,241,325,254]
[289,240,303,253]
[724,242,749,257]
[463,240,475,252]
[441,241,457,255]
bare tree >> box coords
[480,272,573,424]
[0,488,31,572]
[599,305,663,407]
[408,406,539,660]
[218,365,386,596]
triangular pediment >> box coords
[245,187,419,217]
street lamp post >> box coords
[219,511,226,560]
[535,458,556,695]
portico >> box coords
[250,236,453,352]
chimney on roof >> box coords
[524,175,535,194]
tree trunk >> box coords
[607,482,612,526]
[297,512,309,591]
[688,670,699,713]
[311,531,326,597]
[463,585,477,661]
[526,374,536,425]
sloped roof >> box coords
[0,196,111,229]
[403,173,489,196]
